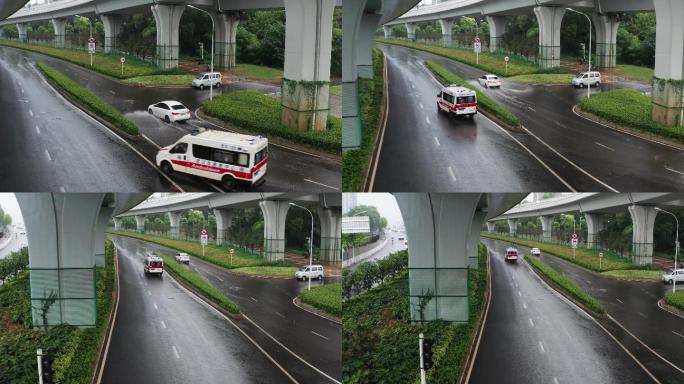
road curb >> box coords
[657,298,684,320]
[292,297,341,325]
[93,244,120,384]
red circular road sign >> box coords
[229,248,235,254]
[88,36,95,43]
[474,36,480,43]
[120,57,126,64]
[599,252,604,257]
[504,56,510,62]
[572,233,578,239]
[201,229,207,236]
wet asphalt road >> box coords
[0,46,340,192]
[0,229,26,259]
[473,238,654,384]
[484,238,684,383]
[105,235,293,384]
[110,234,341,383]
[375,44,684,192]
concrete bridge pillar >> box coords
[214,208,235,245]
[51,18,66,48]
[134,215,145,233]
[584,212,605,249]
[540,215,553,242]
[653,0,684,127]
[151,3,185,69]
[167,211,180,239]
[94,206,114,267]
[281,0,335,131]
[486,221,495,233]
[467,210,487,269]
[628,205,657,265]
[113,217,123,230]
[592,13,619,68]
[438,18,454,46]
[356,12,381,79]
[17,193,106,329]
[486,15,506,53]
[342,0,368,151]
[383,25,391,39]
[101,14,123,53]
[507,218,518,237]
[533,6,565,69]
[395,193,481,323]
[259,200,290,262]
[405,22,416,41]
[215,12,239,70]
[16,23,27,42]
[318,206,341,262]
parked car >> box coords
[175,252,190,264]
[505,247,519,262]
[478,74,501,88]
[530,247,541,257]
[662,268,684,285]
[572,71,601,88]
[192,71,222,90]
[295,265,325,281]
[148,101,192,123]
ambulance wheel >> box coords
[437,103,441,113]
[160,161,173,175]
[221,175,237,190]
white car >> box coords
[478,74,501,88]
[662,269,684,285]
[148,101,192,123]
[192,71,222,90]
[572,71,601,88]
[295,265,325,281]
[530,248,541,257]
[175,252,190,264]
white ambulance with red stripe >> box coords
[156,130,268,189]
[437,85,478,118]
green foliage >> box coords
[123,74,195,86]
[299,283,341,317]
[600,270,662,281]
[231,266,298,277]
[664,290,684,312]
[0,247,28,283]
[525,256,606,314]
[155,252,240,314]
[508,73,574,85]
[201,90,341,154]
[580,89,684,144]
[36,63,139,135]
[614,65,654,83]
[425,60,520,127]
[345,205,387,232]
[342,250,408,300]
[343,48,385,191]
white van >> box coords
[156,130,268,189]
[663,269,684,285]
[437,85,478,118]
[295,265,325,281]
[572,71,601,88]
[192,72,222,90]
[144,255,164,276]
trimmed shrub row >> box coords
[299,283,342,317]
[664,290,684,312]
[36,63,139,135]
[342,250,408,300]
[525,255,606,314]
[425,60,521,127]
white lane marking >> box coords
[447,166,456,182]
[275,311,285,319]
[311,331,329,340]
[419,103,424,109]
[666,167,684,176]
[638,312,648,319]
[411,83,415,89]
[522,302,527,310]
[616,298,623,304]
[434,137,441,146]
[250,296,258,302]
[538,341,545,353]
[140,134,161,149]
[553,377,559,384]
[527,106,536,112]
[205,271,224,282]
[29,109,33,117]
[673,331,684,339]
[425,116,431,124]
[303,178,339,191]
[21,88,24,93]
[35,125,40,134]
[555,121,566,128]
[518,290,522,297]
[147,290,151,296]
[109,90,116,95]
[44,150,52,161]
[161,320,167,329]
[59,186,66,192]
[153,303,158,310]
[172,345,180,359]
[595,142,615,151]
[529,318,535,327]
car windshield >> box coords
[490,76,499,80]
[576,73,585,78]
[171,104,187,110]
[195,73,205,79]
[299,266,309,272]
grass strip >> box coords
[231,266,298,277]
[425,60,520,127]
[299,283,342,317]
[342,48,385,191]
[155,251,240,314]
[600,270,662,281]
[664,289,684,312]
[614,64,654,83]
[123,74,195,86]
[508,73,574,85]
[201,90,341,154]
[233,63,283,84]
[36,62,139,135]
[525,255,606,314]
[579,89,684,145]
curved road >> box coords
[0,46,340,192]
[0,227,26,259]
[472,238,655,383]
[109,234,341,383]
[346,231,406,271]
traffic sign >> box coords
[571,238,578,248]
[504,56,510,62]
[120,57,126,64]
[474,41,481,52]
[571,233,578,239]
[229,248,235,265]
[229,248,235,254]
[88,42,95,54]
[473,36,481,44]
[599,252,603,258]
[200,233,208,246]
[201,229,208,236]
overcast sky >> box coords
[355,193,404,228]
[0,193,22,226]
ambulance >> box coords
[144,254,164,277]
[437,85,478,118]
[156,130,268,189]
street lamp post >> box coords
[290,203,314,291]
[188,5,215,101]
[656,207,680,293]
[566,8,592,100]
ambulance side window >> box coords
[443,93,454,104]
[437,91,443,98]
[170,143,187,154]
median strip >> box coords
[298,283,342,319]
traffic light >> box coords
[41,354,53,384]
[422,338,434,370]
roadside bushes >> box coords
[664,290,684,312]
[0,247,28,283]
[342,250,408,300]
[299,283,342,317]
[425,60,521,127]
[36,63,140,135]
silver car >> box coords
[662,269,684,285]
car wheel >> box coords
[148,108,152,114]
[216,82,221,88]
[669,279,674,285]
[221,175,236,190]
[318,275,323,280]
[596,82,601,87]
[165,115,171,123]
[160,161,173,175]
[200,84,205,90]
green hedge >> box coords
[425,61,521,127]
[580,89,684,144]
[155,252,240,314]
[36,63,139,135]
[664,290,684,312]
[343,48,385,191]
[201,90,341,154]
[342,250,407,300]
[525,256,606,314]
[299,283,342,317]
